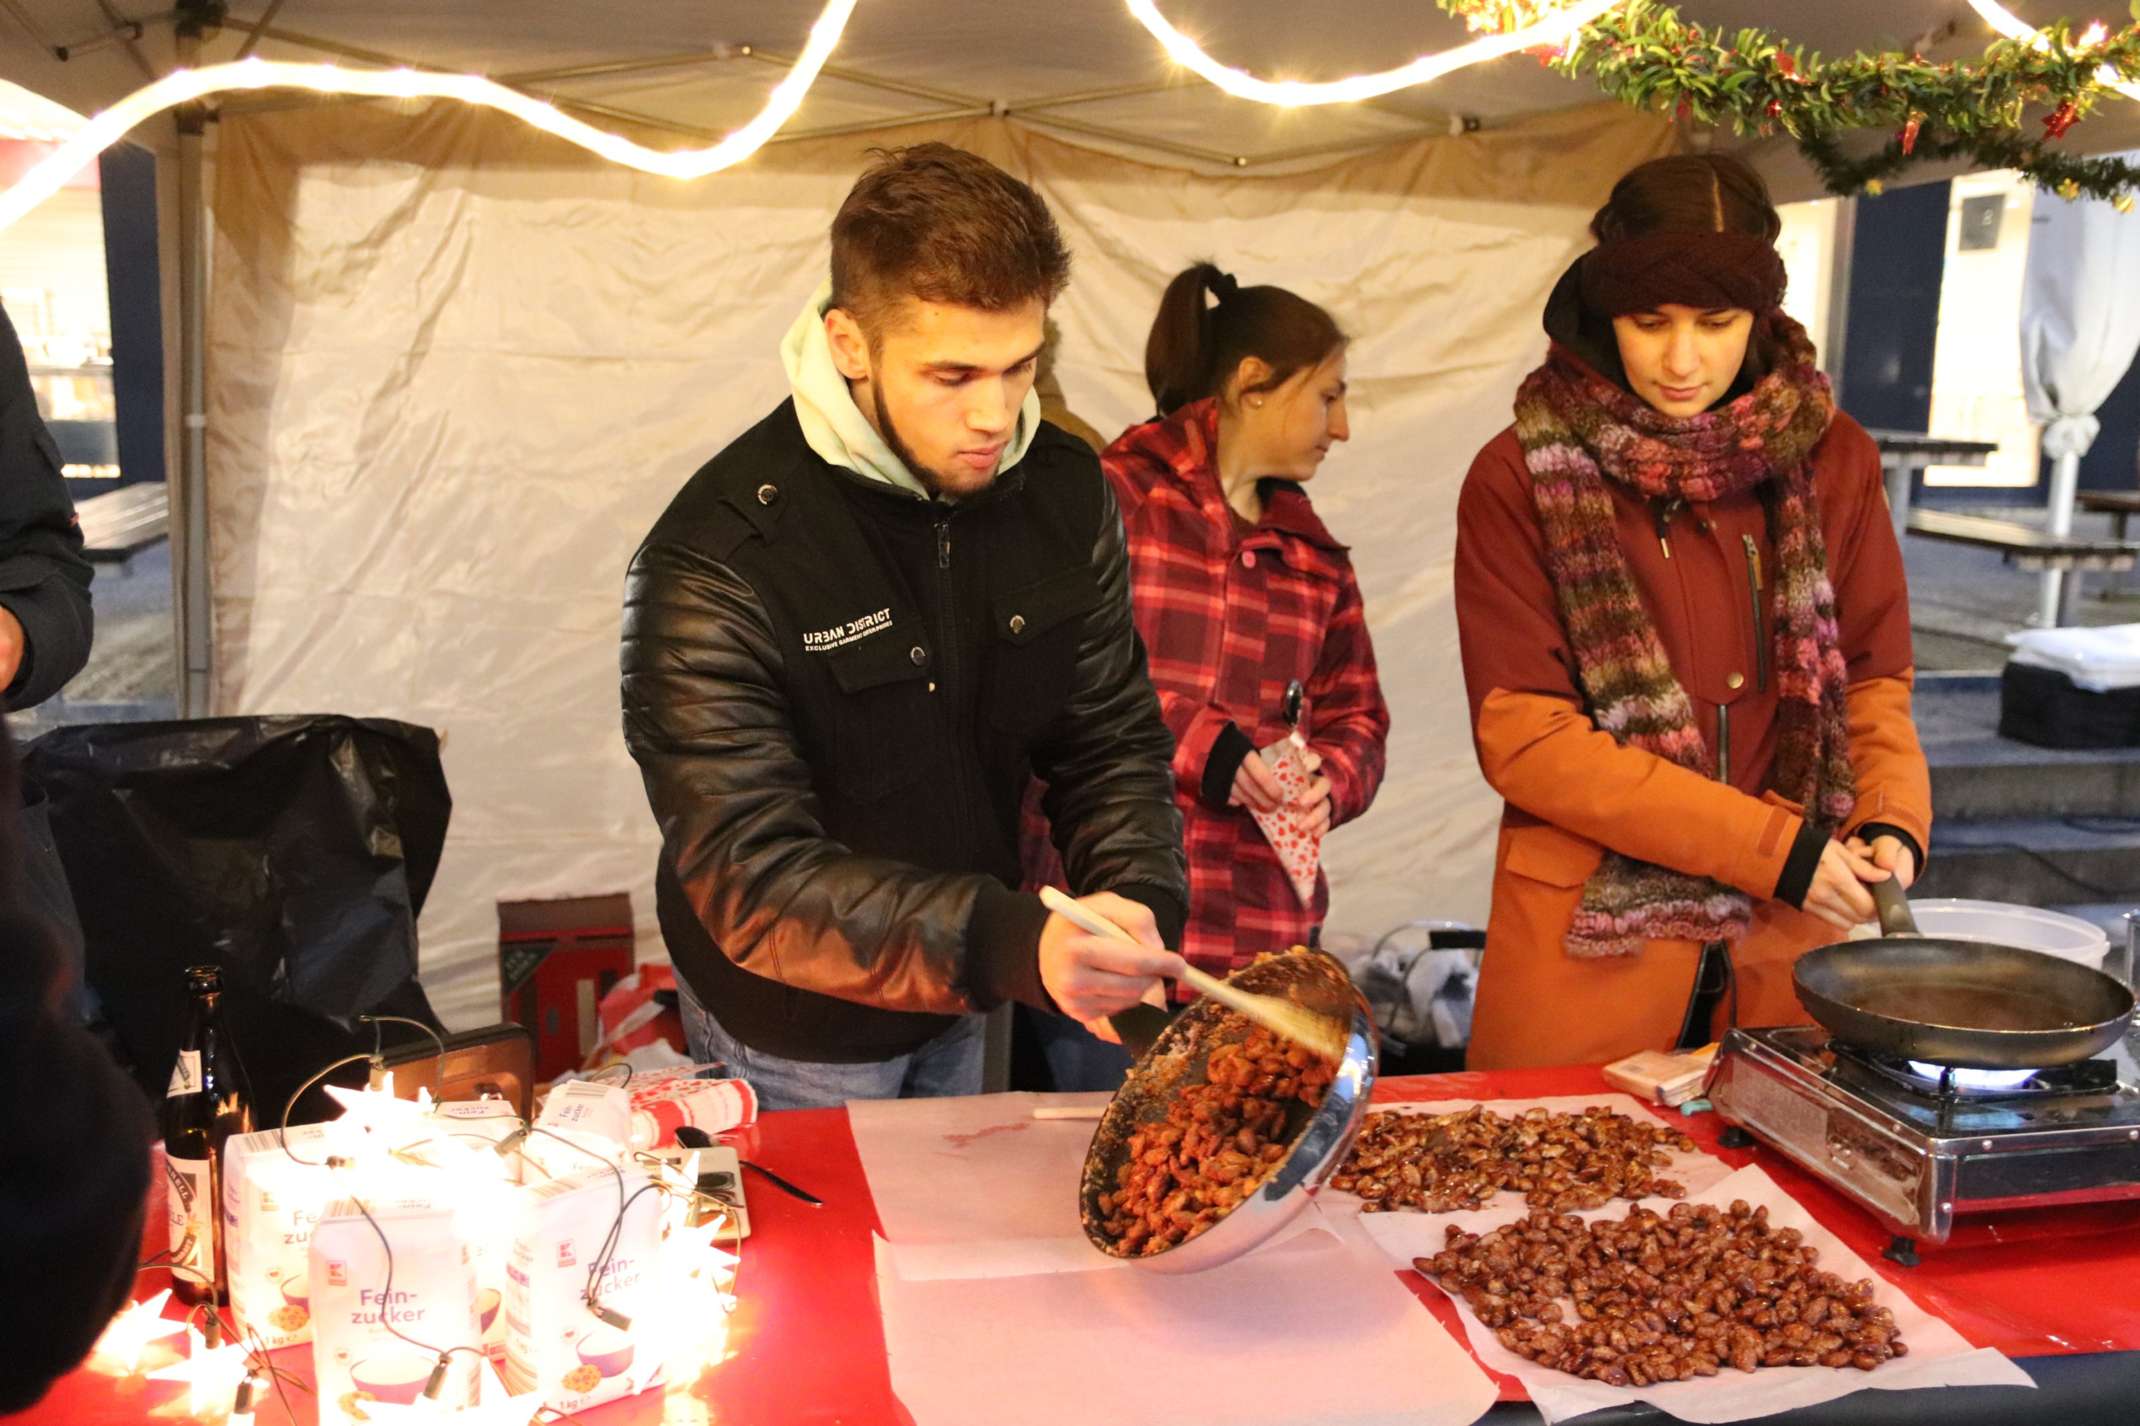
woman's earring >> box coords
[1249,396,1264,409]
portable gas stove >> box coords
[1706,1024,2140,1264]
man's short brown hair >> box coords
[830,144,1071,337]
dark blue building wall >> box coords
[2080,355,2140,494]
[1839,180,1948,434]
[97,142,164,490]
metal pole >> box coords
[232,0,288,61]
[1823,196,1857,394]
[175,95,212,715]
[2040,447,2082,626]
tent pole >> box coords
[2039,448,2082,626]
[175,90,213,715]
[1823,197,1856,392]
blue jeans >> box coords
[673,974,987,1111]
[1028,1007,1134,1092]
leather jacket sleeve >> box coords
[0,303,92,711]
[1029,480,1189,944]
[620,541,1051,1017]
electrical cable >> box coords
[278,1053,380,1165]
[332,1169,488,1399]
[522,1125,635,1325]
[358,1013,449,1087]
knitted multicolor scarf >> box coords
[1513,313,1857,957]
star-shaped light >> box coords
[88,1289,189,1375]
[663,1215,740,1295]
[640,1299,732,1392]
[641,1209,741,1387]
[323,1070,439,1145]
[652,1151,702,1238]
[147,1325,254,1417]
[358,1360,545,1424]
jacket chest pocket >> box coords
[821,631,936,801]
[986,566,1099,740]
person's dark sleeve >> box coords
[1031,478,1190,947]
[621,541,1050,1015]
[0,303,92,710]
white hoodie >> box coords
[778,279,1044,500]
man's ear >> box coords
[825,306,874,383]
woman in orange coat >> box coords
[1454,155,1931,1070]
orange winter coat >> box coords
[1453,410,1931,1069]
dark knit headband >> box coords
[1578,230,1787,317]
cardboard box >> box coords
[499,894,635,1082]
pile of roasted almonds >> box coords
[1332,1104,1697,1213]
[1096,1024,1334,1255]
[1415,1198,1908,1385]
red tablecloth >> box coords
[19,1066,2140,1424]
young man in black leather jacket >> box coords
[622,145,1188,1109]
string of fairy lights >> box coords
[1972,0,2140,102]
[3,0,2139,235]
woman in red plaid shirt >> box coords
[1024,263,1391,1087]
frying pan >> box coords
[1792,879,2136,1069]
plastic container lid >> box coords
[1904,898,2109,966]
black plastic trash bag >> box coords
[24,715,450,1113]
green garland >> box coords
[1439,0,2140,206]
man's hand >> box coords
[1802,839,1881,932]
[1845,833,1919,895]
[1228,752,1284,814]
[0,605,23,691]
[1037,891,1187,1035]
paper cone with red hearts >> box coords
[1249,734,1321,907]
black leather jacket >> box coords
[0,303,92,712]
[622,403,1186,1061]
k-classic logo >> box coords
[801,607,893,653]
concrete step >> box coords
[1913,817,2140,906]
[1916,675,2140,820]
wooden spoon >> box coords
[1039,887,1347,1062]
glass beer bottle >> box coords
[161,964,255,1304]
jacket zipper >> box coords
[932,510,982,856]
[932,514,957,700]
[1743,534,1768,693]
[1715,703,1732,786]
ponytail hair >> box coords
[1143,261,1346,416]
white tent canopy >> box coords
[10,2,2140,180]
[5,2,2139,1029]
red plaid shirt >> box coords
[1024,399,1389,977]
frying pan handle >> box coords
[1871,875,1919,937]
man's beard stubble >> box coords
[872,381,954,501]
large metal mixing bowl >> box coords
[1078,949,1380,1273]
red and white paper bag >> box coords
[1250,732,1321,907]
